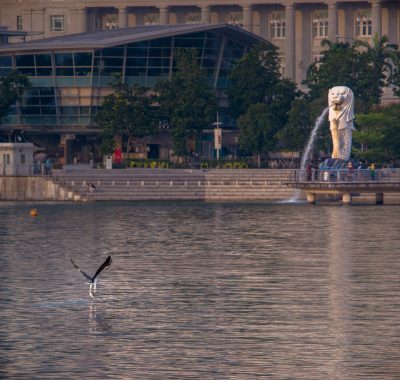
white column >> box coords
[159,6,169,25]
[284,3,296,81]
[118,7,128,28]
[200,5,211,24]
[327,2,338,42]
[370,0,382,38]
[242,5,252,32]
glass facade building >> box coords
[0,24,262,129]
[0,24,263,162]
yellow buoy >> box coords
[30,208,38,217]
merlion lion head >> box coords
[328,86,354,112]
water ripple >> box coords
[0,202,400,379]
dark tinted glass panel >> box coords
[0,68,12,75]
[25,89,39,96]
[55,53,73,66]
[149,38,171,47]
[22,97,40,106]
[75,67,92,76]
[125,67,147,76]
[21,106,40,115]
[174,38,204,48]
[126,57,147,66]
[0,55,12,67]
[102,67,123,75]
[74,52,92,66]
[147,67,169,76]
[36,67,53,76]
[7,106,17,115]
[80,107,90,115]
[148,57,169,67]
[101,47,124,57]
[202,58,216,68]
[204,36,222,49]
[126,47,148,57]
[102,57,123,67]
[39,88,55,96]
[226,40,244,50]
[56,67,74,76]
[60,106,79,115]
[41,106,56,115]
[204,48,220,57]
[148,48,171,57]
[40,96,56,105]
[35,54,52,66]
[16,55,34,67]
[18,67,35,75]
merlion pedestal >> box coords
[328,86,355,161]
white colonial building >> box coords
[0,1,398,84]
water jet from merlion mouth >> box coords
[299,107,329,170]
[284,106,329,203]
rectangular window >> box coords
[271,11,286,38]
[3,154,10,165]
[226,12,243,27]
[185,13,201,25]
[145,14,160,25]
[20,154,26,164]
[17,16,23,31]
[356,10,372,37]
[50,15,64,32]
[312,10,328,38]
[103,14,118,30]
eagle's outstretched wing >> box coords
[71,259,92,282]
[92,256,112,282]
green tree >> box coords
[0,71,30,120]
[237,103,276,167]
[156,49,217,157]
[381,104,400,159]
[227,42,297,127]
[304,36,399,110]
[277,98,314,151]
[353,113,388,162]
[95,74,157,155]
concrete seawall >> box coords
[52,168,297,202]
[0,176,80,201]
[0,169,297,201]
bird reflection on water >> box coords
[89,304,111,334]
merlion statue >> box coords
[328,86,355,161]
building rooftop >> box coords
[0,24,267,53]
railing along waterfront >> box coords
[289,168,398,183]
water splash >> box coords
[300,107,329,170]
[286,107,329,203]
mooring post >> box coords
[376,192,384,205]
[342,193,352,205]
[306,192,316,204]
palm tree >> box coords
[354,34,399,83]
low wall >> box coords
[0,176,79,201]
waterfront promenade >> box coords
[2,166,400,203]
[287,168,400,204]
[0,167,296,202]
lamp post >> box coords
[213,112,222,160]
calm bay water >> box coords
[1,201,400,379]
